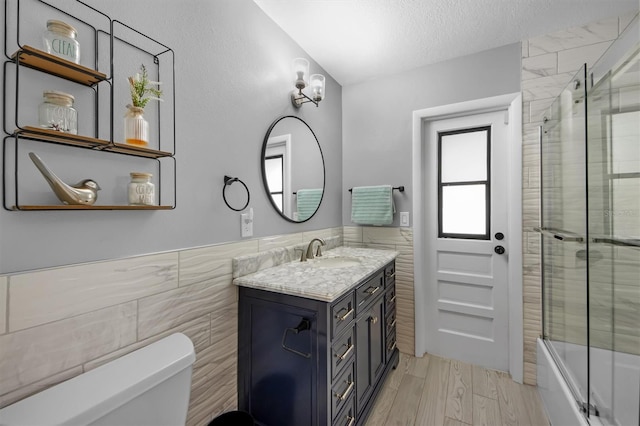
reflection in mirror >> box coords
[261,116,325,222]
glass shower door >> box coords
[587,38,640,426]
[541,65,590,409]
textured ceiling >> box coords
[254,0,638,86]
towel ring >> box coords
[223,175,250,211]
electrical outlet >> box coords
[241,208,253,237]
[400,211,410,227]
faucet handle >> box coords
[294,248,307,262]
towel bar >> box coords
[348,186,404,193]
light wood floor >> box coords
[365,352,550,426]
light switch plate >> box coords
[400,211,410,227]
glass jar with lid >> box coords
[38,90,78,134]
[128,172,155,206]
[43,19,80,64]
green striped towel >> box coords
[296,188,323,221]
[351,185,395,225]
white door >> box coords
[423,110,509,371]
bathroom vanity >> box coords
[235,247,398,426]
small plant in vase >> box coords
[124,64,162,147]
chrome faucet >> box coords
[305,238,326,260]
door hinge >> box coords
[504,110,509,125]
[579,402,599,417]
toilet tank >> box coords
[0,333,196,426]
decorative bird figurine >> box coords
[28,152,101,205]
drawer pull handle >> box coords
[365,286,380,295]
[387,319,397,331]
[386,272,396,279]
[370,316,378,325]
[388,295,397,304]
[335,344,354,360]
[346,415,355,426]
[335,380,354,401]
[388,341,397,352]
[335,307,354,322]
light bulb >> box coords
[310,74,325,102]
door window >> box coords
[438,126,491,239]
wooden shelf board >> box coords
[19,126,110,148]
[15,127,173,158]
[110,143,173,159]
[13,205,173,211]
[12,46,107,86]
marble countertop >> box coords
[233,246,398,302]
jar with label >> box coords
[43,20,80,64]
[38,90,78,134]
[128,172,155,206]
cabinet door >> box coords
[247,301,317,426]
[355,296,386,414]
[355,311,370,411]
[369,296,386,386]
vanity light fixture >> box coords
[291,58,325,108]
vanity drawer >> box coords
[331,359,355,421]
[385,285,396,314]
[356,270,384,313]
[332,393,355,426]
[331,293,355,338]
[385,307,397,336]
[386,328,397,361]
[385,263,396,288]
[331,326,355,377]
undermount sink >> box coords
[309,257,361,268]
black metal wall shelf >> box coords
[3,0,176,211]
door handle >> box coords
[494,245,505,255]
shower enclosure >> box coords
[539,15,639,426]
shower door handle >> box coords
[494,245,505,255]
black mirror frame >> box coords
[260,115,326,223]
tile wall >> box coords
[0,225,415,425]
[520,11,637,385]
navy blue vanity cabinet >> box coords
[238,261,399,426]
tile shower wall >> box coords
[0,227,342,426]
[521,12,637,385]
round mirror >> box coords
[261,116,325,222]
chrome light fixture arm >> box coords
[291,88,319,108]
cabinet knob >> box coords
[370,316,378,324]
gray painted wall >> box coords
[341,43,521,226]
[0,0,343,273]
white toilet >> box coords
[0,333,196,426]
